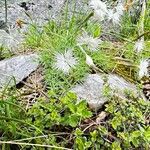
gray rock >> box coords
[0,54,39,88]
[0,0,66,50]
[0,29,24,51]
[72,74,138,110]
[0,0,66,27]
[108,74,137,97]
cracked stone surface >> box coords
[72,74,138,110]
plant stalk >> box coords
[4,0,7,23]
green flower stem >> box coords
[71,12,94,38]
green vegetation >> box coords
[0,0,150,149]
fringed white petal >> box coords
[53,49,78,74]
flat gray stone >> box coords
[72,74,138,110]
[0,54,39,88]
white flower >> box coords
[77,32,102,51]
[53,49,78,74]
[107,9,114,19]
[85,54,95,67]
[107,10,120,24]
[89,0,108,21]
[107,3,124,25]
[112,12,121,24]
[139,59,149,78]
[78,45,96,67]
[115,3,124,16]
[94,9,106,21]
[89,0,107,12]
[134,39,144,53]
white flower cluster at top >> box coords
[53,0,125,74]
[53,30,102,74]
[41,0,148,76]
[89,0,124,25]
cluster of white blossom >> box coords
[47,0,148,76]
[53,1,107,74]
[89,0,124,25]
[53,30,101,74]
[89,0,108,21]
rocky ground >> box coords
[0,0,89,51]
[0,0,88,30]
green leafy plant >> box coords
[73,94,150,150]
[27,92,92,129]
[0,0,150,149]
